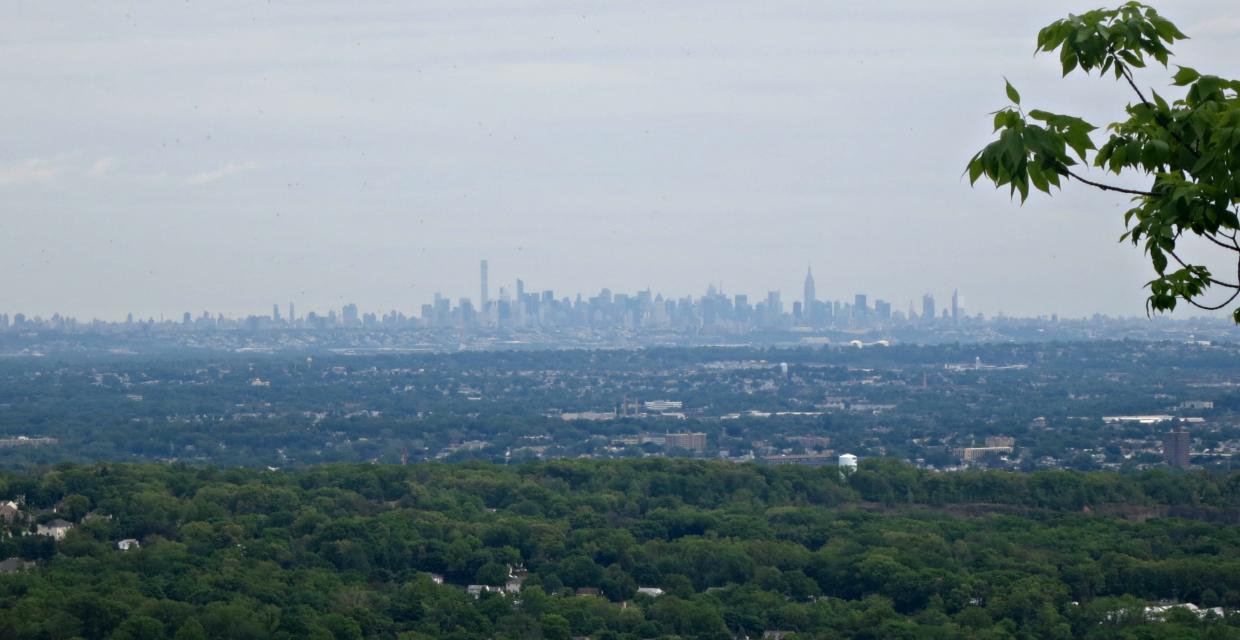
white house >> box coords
[36,519,73,540]
[467,585,503,598]
[117,539,141,551]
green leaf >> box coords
[1060,46,1079,76]
[1151,248,1168,274]
[968,158,984,185]
[1118,50,1145,68]
[1172,66,1200,86]
[1028,161,1050,193]
[1005,78,1021,105]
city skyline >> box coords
[6,258,980,326]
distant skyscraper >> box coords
[922,293,935,321]
[803,266,816,307]
[951,289,959,322]
[854,294,867,315]
[1163,428,1190,468]
[480,260,489,309]
[272,304,281,322]
[766,290,782,315]
[289,302,295,323]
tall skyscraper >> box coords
[1163,428,1190,468]
[951,289,959,322]
[272,304,281,322]
[288,302,295,323]
[803,266,816,323]
[480,260,489,309]
[922,293,936,321]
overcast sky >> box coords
[3,1,1238,320]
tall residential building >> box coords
[922,293,936,321]
[480,260,489,309]
[288,303,295,323]
[951,289,959,322]
[854,294,867,316]
[803,266,816,322]
[272,304,281,322]
[1163,428,1190,468]
[342,303,359,326]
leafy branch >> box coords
[967,2,1240,322]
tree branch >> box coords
[1058,166,1155,197]
[1179,247,1240,311]
[1186,290,1240,311]
[1203,234,1240,253]
[1167,249,1240,289]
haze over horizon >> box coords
[4,1,1240,321]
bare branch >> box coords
[1058,166,1156,197]
[1203,234,1240,253]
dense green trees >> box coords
[1,459,1239,638]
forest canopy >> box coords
[1,459,1239,639]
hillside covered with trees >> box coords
[1,459,1239,639]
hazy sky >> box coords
[3,1,1239,320]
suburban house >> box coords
[36,519,73,540]
[117,539,141,551]
[466,584,503,598]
